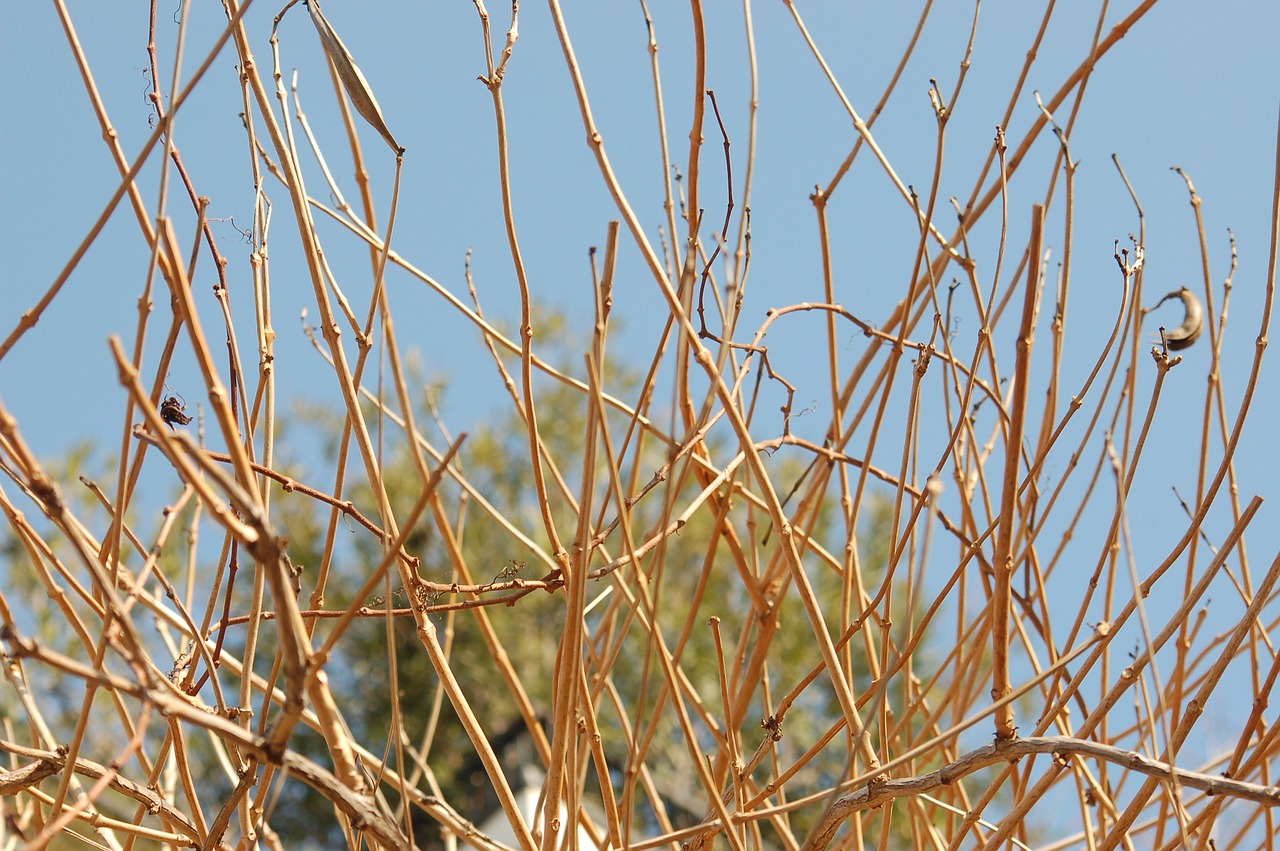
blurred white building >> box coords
[475,764,601,850]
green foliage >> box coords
[264,320,908,844]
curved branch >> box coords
[0,743,207,847]
[803,735,1280,850]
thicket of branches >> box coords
[2,1,1279,850]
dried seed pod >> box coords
[160,395,193,429]
[1162,287,1203,351]
[306,0,404,155]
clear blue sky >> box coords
[6,0,1277,579]
[2,1,1275,453]
[2,1,1276,449]
[1,0,1278,839]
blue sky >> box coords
[6,0,1275,585]
[2,1,1275,459]
[1,0,1279,842]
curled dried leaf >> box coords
[160,395,193,429]
[1159,287,1203,351]
[306,0,404,155]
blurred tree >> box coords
[0,314,922,849]
[263,312,914,846]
